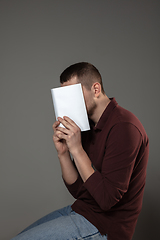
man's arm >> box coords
[54,116,95,183]
[52,120,79,185]
[56,118,143,212]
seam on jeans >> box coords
[83,232,99,239]
[71,231,100,240]
[69,214,83,238]
[69,213,105,240]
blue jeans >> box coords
[11,205,107,240]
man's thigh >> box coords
[11,208,107,240]
[18,205,73,234]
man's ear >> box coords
[91,82,101,97]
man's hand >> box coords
[53,116,94,183]
[52,118,79,185]
[56,116,82,155]
[52,120,69,156]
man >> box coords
[12,62,149,240]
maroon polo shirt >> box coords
[65,98,149,240]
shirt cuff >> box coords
[63,175,83,199]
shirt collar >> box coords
[90,97,118,131]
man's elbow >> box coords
[98,193,123,211]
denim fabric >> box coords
[11,205,107,240]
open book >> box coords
[51,83,90,131]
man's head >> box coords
[60,62,105,94]
[60,62,109,123]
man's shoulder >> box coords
[106,104,147,138]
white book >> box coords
[51,83,90,131]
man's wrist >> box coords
[70,145,84,159]
[58,150,70,160]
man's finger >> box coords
[57,117,73,130]
[57,117,79,131]
[56,131,67,141]
[52,120,60,131]
[63,116,78,127]
[57,126,70,135]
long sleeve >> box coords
[67,98,149,239]
[83,122,142,211]
[64,173,83,199]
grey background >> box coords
[0,0,159,239]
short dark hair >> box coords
[60,62,105,94]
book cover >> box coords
[51,83,90,131]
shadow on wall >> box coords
[132,191,159,240]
